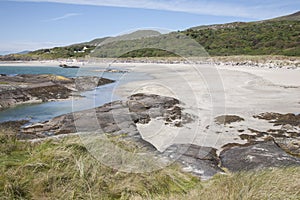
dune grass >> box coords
[165,167,300,200]
[0,131,198,199]
[0,130,299,200]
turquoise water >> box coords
[0,66,78,77]
[0,65,149,123]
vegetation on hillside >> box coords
[0,44,96,61]
[91,19,300,58]
[0,12,299,60]
[184,20,300,56]
[1,129,299,199]
[90,32,208,58]
[28,45,96,59]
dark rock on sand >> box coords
[220,141,300,172]
[254,112,300,127]
[236,121,300,157]
[215,115,244,125]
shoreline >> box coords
[0,55,299,69]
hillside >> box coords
[270,11,300,21]
[0,30,162,61]
[184,20,299,56]
[91,16,300,57]
[0,11,299,60]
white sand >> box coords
[114,63,300,152]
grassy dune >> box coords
[0,130,299,199]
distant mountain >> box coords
[16,50,31,55]
[86,30,161,46]
[0,12,299,61]
[0,51,13,56]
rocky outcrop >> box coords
[220,141,300,172]
[162,144,223,179]
[0,74,114,110]
[21,93,192,137]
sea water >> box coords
[0,65,149,122]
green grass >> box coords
[0,130,299,199]
[166,167,300,200]
[0,132,198,199]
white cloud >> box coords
[11,0,299,19]
[44,13,81,22]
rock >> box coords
[281,124,295,131]
[74,76,114,91]
[0,120,29,133]
[0,74,114,110]
[215,115,244,125]
[274,138,300,157]
[21,93,190,136]
[162,144,223,179]
[220,141,300,172]
[105,69,128,73]
[59,64,80,68]
[254,112,300,127]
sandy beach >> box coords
[111,63,300,152]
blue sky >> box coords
[0,0,299,54]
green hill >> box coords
[91,15,300,57]
[184,20,299,56]
[1,11,299,60]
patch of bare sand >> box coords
[115,63,300,153]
